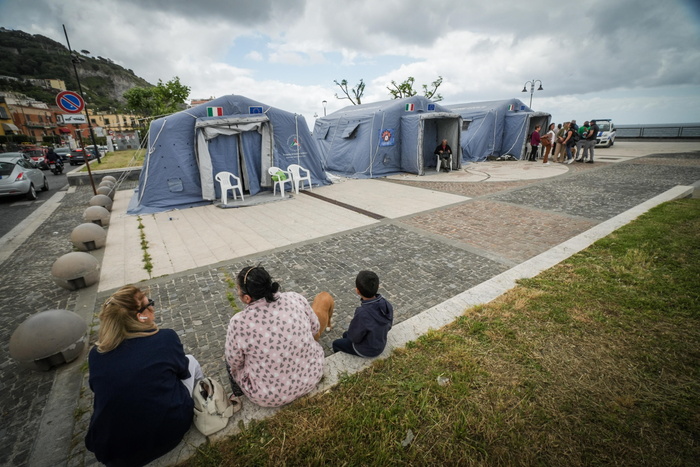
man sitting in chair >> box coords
[434,139,452,172]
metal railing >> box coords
[616,123,700,139]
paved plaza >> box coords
[0,142,698,466]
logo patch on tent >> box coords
[379,129,395,147]
[508,104,516,111]
[405,103,415,111]
[207,107,224,117]
[249,106,263,114]
[287,135,300,149]
[427,104,435,111]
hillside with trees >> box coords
[0,27,152,111]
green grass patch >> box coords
[80,149,144,171]
[183,199,700,466]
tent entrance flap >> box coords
[195,115,272,200]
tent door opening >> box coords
[195,115,272,201]
[419,115,461,173]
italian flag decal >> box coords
[405,103,415,111]
[207,107,224,117]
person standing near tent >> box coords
[528,125,541,161]
[541,123,556,164]
[581,119,599,163]
[563,122,577,164]
[553,123,566,163]
[575,121,589,161]
[434,139,453,172]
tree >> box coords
[387,76,443,101]
[123,76,191,117]
[153,76,190,114]
[333,79,365,105]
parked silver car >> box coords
[0,151,40,168]
[0,156,49,200]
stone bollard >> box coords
[89,194,113,212]
[96,185,115,200]
[83,205,110,226]
[101,175,117,184]
[98,180,115,189]
[71,223,107,251]
[9,309,87,371]
[51,251,100,291]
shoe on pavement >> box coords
[566,159,574,164]
[585,160,594,163]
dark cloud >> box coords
[115,0,306,24]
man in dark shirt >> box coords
[582,119,599,163]
[434,139,453,172]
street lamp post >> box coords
[521,79,543,109]
[322,100,327,117]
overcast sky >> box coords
[2,0,700,126]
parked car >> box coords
[22,148,50,170]
[0,151,40,168]
[54,147,72,161]
[68,148,98,165]
[0,156,49,200]
[594,119,616,147]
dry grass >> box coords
[80,148,144,171]
[185,198,700,466]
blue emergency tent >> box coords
[127,95,329,214]
[445,99,550,162]
[313,96,462,177]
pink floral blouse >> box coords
[224,292,324,407]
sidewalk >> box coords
[1,142,698,466]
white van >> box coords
[593,119,616,147]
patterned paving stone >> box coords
[402,199,599,263]
[489,158,700,220]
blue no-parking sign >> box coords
[56,91,85,113]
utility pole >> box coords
[62,24,101,164]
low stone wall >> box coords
[66,165,142,186]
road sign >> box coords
[56,91,85,113]
[59,114,87,124]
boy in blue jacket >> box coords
[332,270,394,357]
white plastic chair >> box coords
[436,153,453,172]
[287,164,312,194]
[215,171,244,204]
[267,166,292,197]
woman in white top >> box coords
[543,123,557,164]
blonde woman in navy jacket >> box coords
[85,285,203,466]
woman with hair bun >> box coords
[85,285,203,466]
[224,265,326,407]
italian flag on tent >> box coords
[207,107,224,117]
[405,103,415,111]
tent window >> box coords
[316,124,330,140]
[341,122,360,139]
[167,178,184,192]
[462,121,471,131]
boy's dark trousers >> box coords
[332,332,361,356]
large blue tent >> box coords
[446,99,550,162]
[313,96,462,177]
[127,95,329,214]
